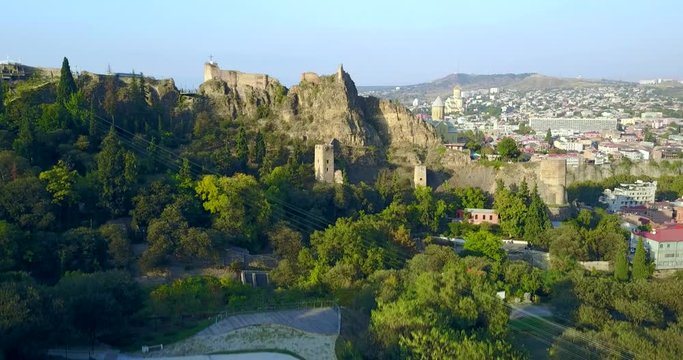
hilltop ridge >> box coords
[359,72,632,103]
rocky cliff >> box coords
[199,65,439,159]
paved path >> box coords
[509,304,553,320]
[120,353,298,360]
[198,307,340,336]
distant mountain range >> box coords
[358,73,633,103]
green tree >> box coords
[39,160,78,205]
[139,204,188,271]
[100,224,132,269]
[57,57,78,104]
[523,184,551,243]
[176,158,194,191]
[97,128,137,217]
[131,180,174,230]
[0,79,5,114]
[0,277,49,359]
[454,186,487,209]
[235,127,248,169]
[614,242,629,281]
[496,137,521,160]
[12,117,36,163]
[58,227,109,274]
[632,237,649,281]
[463,230,505,262]
[268,223,303,261]
[54,271,142,352]
[0,176,55,230]
[545,128,554,147]
[0,220,23,271]
[103,75,117,120]
[252,131,266,165]
[413,186,447,233]
[493,181,527,238]
[195,174,271,250]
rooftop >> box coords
[635,224,683,243]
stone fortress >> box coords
[200,60,568,209]
[203,60,273,90]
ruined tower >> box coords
[414,165,427,188]
[203,61,220,83]
[539,159,567,206]
[315,144,335,183]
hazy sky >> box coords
[4,0,682,88]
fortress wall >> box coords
[301,72,320,83]
[203,63,271,90]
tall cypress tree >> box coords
[253,131,266,165]
[614,242,629,281]
[235,127,248,169]
[97,127,136,217]
[523,184,551,244]
[57,57,78,104]
[0,79,5,114]
[545,128,554,147]
[632,238,649,281]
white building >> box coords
[599,180,657,212]
[529,117,618,133]
[554,140,584,152]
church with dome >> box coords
[431,86,464,120]
[444,86,464,115]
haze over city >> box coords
[4,0,683,88]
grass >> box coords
[509,316,564,360]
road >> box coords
[509,304,554,320]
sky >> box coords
[4,0,683,89]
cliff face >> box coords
[360,96,439,148]
[285,69,381,147]
[199,66,438,156]
[199,78,280,120]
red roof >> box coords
[635,224,683,243]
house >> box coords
[633,225,683,270]
[599,180,657,212]
[456,208,499,225]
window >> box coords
[660,244,664,248]
[474,214,478,220]
[489,215,493,220]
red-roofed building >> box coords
[633,224,683,269]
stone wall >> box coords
[203,62,271,90]
[301,72,320,83]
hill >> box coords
[358,73,631,103]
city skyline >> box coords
[4,0,683,88]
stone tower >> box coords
[539,159,567,206]
[203,61,220,83]
[315,144,335,183]
[431,96,444,120]
[414,165,427,188]
[337,64,344,81]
